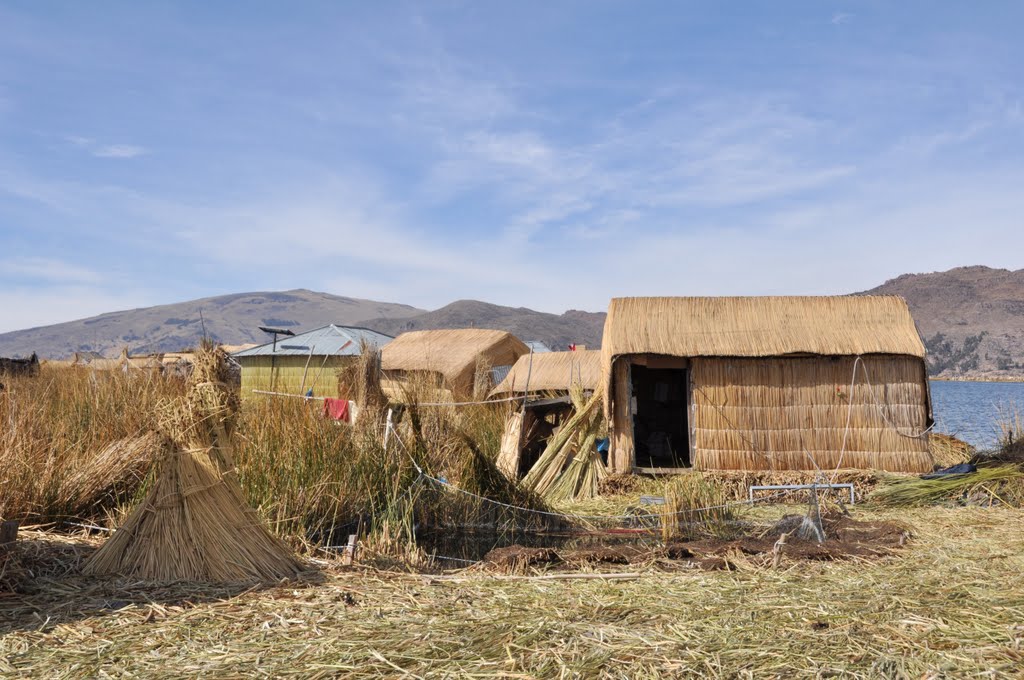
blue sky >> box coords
[1,2,1023,333]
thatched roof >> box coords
[489,350,601,397]
[602,296,925,362]
[381,329,529,394]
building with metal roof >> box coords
[233,325,393,398]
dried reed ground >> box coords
[2,506,1022,678]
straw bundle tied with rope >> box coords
[58,432,163,516]
[85,343,304,583]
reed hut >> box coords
[602,296,934,474]
[77,349,164,374]
[489,350,601,399]
[233,325,392,399]
[381,329,529,401]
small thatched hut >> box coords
[602,296,934,474]
[77,349,163,374]
[489,350,601,399]
[381,329,529,401]
[233,325,392,399]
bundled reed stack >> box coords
[85,343,303,583]
[348,341,387,431]
[660,474,737,541]
[522,388,607,501]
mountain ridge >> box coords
[860,266,1024,378]
[4,266,1023,378]
[0,289,424,358]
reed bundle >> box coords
[58,432,162,515]
[928,433,974,468]
[354,343,384,415]
[870,464,1024,508]
[659,473,737,541]
[522,389,605,500]
[543,435,607,502]
[85,344,303,582]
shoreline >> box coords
[929,376,1024,383]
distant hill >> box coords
[862,266,1024,378]
[0,290,423,358]
[360,300,606,351]
[5,267,1023,378]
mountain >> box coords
[5,267,1023,378]
[0,290,423,358]
[862,266,1024,378]
[360,300,606,351]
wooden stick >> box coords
[772,531,790,568]
[426,572,642,583]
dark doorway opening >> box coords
[631,365,690,469]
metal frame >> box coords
[748,483,856,505]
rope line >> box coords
[409,394,526,408]
[418,471,794,522]
[384,407,812,523]
[830,355,935,483]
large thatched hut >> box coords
[602,296,934,474]
[489,350,601,399]
[381,329,529,401]
[233,325,392,399]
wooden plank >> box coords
[610,358,634,474]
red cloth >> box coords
[322,398,350,422]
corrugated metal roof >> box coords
[490,365,513,385]
[232,325,393,357]
[524,340,552,353]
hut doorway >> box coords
[630,365,691,470]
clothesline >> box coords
[252,388,527,409]
[251,389,326,401]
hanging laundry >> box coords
[322,397,350,422]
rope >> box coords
[251,389,326,401]
[383,402,793,523]
[410,394,526,408]
[830,355,935,483]
[417,472,791,522]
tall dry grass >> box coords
[1,364,549,544]
[0,367,184,522]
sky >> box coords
[1,2,1023,333]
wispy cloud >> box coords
[0,256,102,284]
[831,12,852,25]
[92,144,148,159]
[65,136,148,159]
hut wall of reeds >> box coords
[233,325,392,399]
[489,350,601,398]
[601,296,934,474]
[236,355,357,397]
[381,329,529,401]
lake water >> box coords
[929,380,1024,449]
